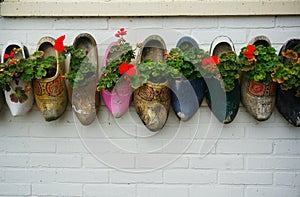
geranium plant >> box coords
[271,48,300,96]
[0,48,55,92]
[165,46,207,81]
[238,44,282,84]
[129,59,180,89]
[51,35,96,88]
[201,52,240,92]
[63,46,96,88]
[97,28,138,92]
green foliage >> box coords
[271,47,300,96]
[129,59,180,89]
[238,45,282,84]
[217,52,240,92]
[97,43,135,92]
[63,46,96,88]
[165,46,206,80]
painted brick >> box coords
[29,154,82,168]
[0,154,29,167]
[84,184,136,197]
[135,154,189,169]
[53,18,108,30]
[162,139,217,154]
[216,140,273,154]
[274,140,300,155]
[248,29,300,44]
[83,153,135,169]
[195,125,245,139]
[276,16,300,27]
[164,17,218,29]
[0,183,31,196]
[246,125,300,139]
[4,169,56,183]
[247,157,300,170]
[190,185,244,197]
[109,17,164,29]
[191,29,247,45]
[190,155,244,169]
[2,138,56,153]
[56,169,108,183]
[219,16,275,28]
[110,170,163,184]
[219,171,273,185]
[275,172,300,186]
[246,186,299,197]
[164,169,217,184]
[32,183,82,196]
[137,185,189,197]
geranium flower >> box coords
[54,35,66,53]
[126,64,136,76]
[119,28,127,36]
[9,51,15,58]
[119,63,129,74]
[202,58,210,67]
[3,54,9,60]
[115,28,127,38]
[210,56,219,65]
[242,45,256,59]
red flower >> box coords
[59,75,66,79]
[9,51,15,58]
[247,45,256,53]
[202,58,210,67]
[3,54,9,60]
[54,35,66,53]
[210,56,219,65]
[119,63,129,74]
[126,64,136,76]
[242,45,256,59]
[119,28,127,36]
[115,32,120,37]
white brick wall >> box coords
[0,16,300,197]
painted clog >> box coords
[1,40,34,116]
[170,36,205,121]
[67,33,100,125]
[276,38,300,126]
[34,36,68,121]
[206,35,240,123]
[240,36,276,121]
[101,42,132,118]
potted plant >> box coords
[62,33,99,125]
[165,37,208,121]
[203,36,240,124]
[97,28,137,118]
[0,40,54,116]
[129,59,179,131]
[272,39,300,126]
[33,36,68,121]
[238,39,282,121]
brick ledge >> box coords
[1,0,300,17]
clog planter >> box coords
[167,36,206,121]
[65,33,100,125]
[239,36,278,121]
[274,39,300,126]
[34,37,68,121]
[133,35,171,131]
[205,36,240,123]
[101,42,132,118]
[1,40,34,116]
